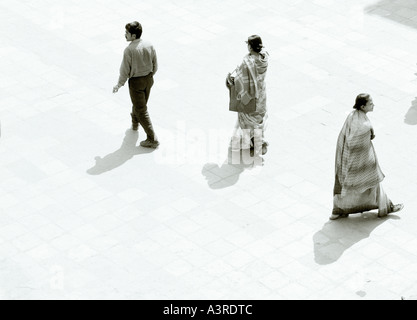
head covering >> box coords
[246,35,264,53]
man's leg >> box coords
[144,73,154,104]
[139,74,157,142]
[129,77,144,132]
[130,112,139,131]
[129,76,158,146]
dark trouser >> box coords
[129,73,156,141]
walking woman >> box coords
[227,35,269,157]
[331,94,404,220]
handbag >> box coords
[226,71,256,114]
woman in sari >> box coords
[331,94,403,220]
[227,35,269,158]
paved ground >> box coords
[1,0,417,300]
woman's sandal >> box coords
[379,204,404,217]
[262,142,269,155]
[329,213,349,220]
[391,204,404,213]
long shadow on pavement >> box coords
[366,0,417,30]
[87,130,155,175]
[405,97,417,125]
[202,147,262,189]
[313,213,401,265]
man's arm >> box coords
[113,48,132,93]
[152,46,158,75]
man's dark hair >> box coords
[126,21,143,39]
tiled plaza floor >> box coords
[1,0,417,300]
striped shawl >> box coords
[334,110,385,196]
[234,54,261,106]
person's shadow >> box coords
[87,130,155,175]
[366,0,417,30]
[313,213,401,265]
[405,97,417,125]
[202,147,262,189]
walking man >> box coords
[113,21,159,148]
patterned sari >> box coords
[231,51,269,154]
[333,110,393,217]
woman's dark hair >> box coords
[126,21,143,39]
[353,93,371,110]
[247,35,263,53]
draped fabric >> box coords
[232,51,269,153]
[333,110,392,216]
[234,53,261,105]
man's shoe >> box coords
[140,139,160,149]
